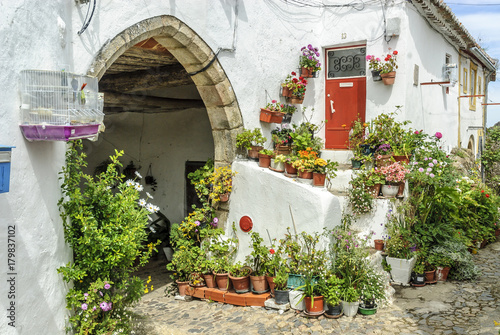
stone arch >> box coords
[467,135,475,156]
[87,15,243,165]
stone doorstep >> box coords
[193,287,270,306]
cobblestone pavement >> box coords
[132,239,500,335]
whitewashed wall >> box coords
[0,0,490,333]
[0,1,73,335]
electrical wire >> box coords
[78,0,97,36]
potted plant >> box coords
[379,50,398,85]
[271,154,287,172]
[281,72,295,97]
[366,54,382,81]
[209,165,236,203]
[271,125,294,155]
[299,44,322,78]
[287,72,308,103]
[384,215,416,285]
[412,261,426,287]
[318,274,344,316]
[260,100,285,123]
[284,155,298,176]
[246,232,270,293]
[296,274,324,315]
[206,227,239,291]
[273,268,290,305]
[236,128,267,159]
[258,149,274,168]
[293,148,318,179]
[228,261,252,293]
[424,253,438,282]
[340,285,360,317]
[379,161,410,198]
[166,245,199,296]
[359,269,386,314]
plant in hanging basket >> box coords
[287,72,308,101]
[299,44,322,75]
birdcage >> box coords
[19,70,104,141]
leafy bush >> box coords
[58,141,157,334]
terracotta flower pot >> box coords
[203,274,216,288]
[397,181,405,198]
[435,266,450,282]
[367,184,381,198]
[229,275,251,293]
[298,169,313,179]
[376,154,392,168]
[266,276,275,296]
[374,239,384,251]
[380,71,396,85]
[285,162,297,175]
[393,155,411,165]
[313,172,326,186]
[219,192,230,202]
[176,280,189,296]
[290,95,304,104]
[274,144,291,156]
[258,153,272,168]
[424,270,436,282]
[495,229,500,237]
[248,145,263,159]
[304,296,324,315]
[282,86,292,97]
[215,273,230,291]
[301,67,315,78]
[250,275,269,293]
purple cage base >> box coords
[20,124,100,141]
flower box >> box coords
[259,109,284,123]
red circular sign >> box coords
[239,216,253,232]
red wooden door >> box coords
[324,45,366,149]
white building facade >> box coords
[0,1,495,334]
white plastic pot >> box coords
[288,290,305,311]
[341,301,359,317]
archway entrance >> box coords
[84,15,243,225]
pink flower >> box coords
[414,130,419,134]
[435,132,443,139]
[272,100,277,104]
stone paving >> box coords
[132,239,500,335]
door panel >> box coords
[325,46,366,149]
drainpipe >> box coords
[457,54,461,148]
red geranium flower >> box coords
[291,71,296,76]
[393,50,398,55]
[481,190,485,193]
[270,249,275,254]
[486,194,490,198]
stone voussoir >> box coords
[197,80,236,107]
[206,102,243,130]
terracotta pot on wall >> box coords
[313,172,326,186]
[285,162,297,175]
[248,145,263,159]
[258,153,272,168]
[298,170,313,179]
[374,239,384,251]
[282,86,292,97]
[301,67,313,78]
[380,71,396,85]
[290,95,304,104]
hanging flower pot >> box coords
[371,70,382,82]
[301,67,314,78]
[380,71,396,85]
[281,86,292,97]
[260,108,284,123]
[290,95,304,104]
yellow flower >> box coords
[151,285,154,291]
[144,288,149,293]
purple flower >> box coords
[424,157,428,161]
[433,159,438,164]
[213,217,219,224]
[315,63,320,67]
[429,163,434,167]
[93,306,97,311]
[435,132,443,139]
[308,55,313,60]
[348,232,351,236]
[100,302,107,310]
[104,283,111,290]
[430,173,435,178]
[418,167,424,172]
[195,221,200,226]
[301,46,306,51]
[308,44,313,50]
[99,291,103,297]
[81,303,88,310]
